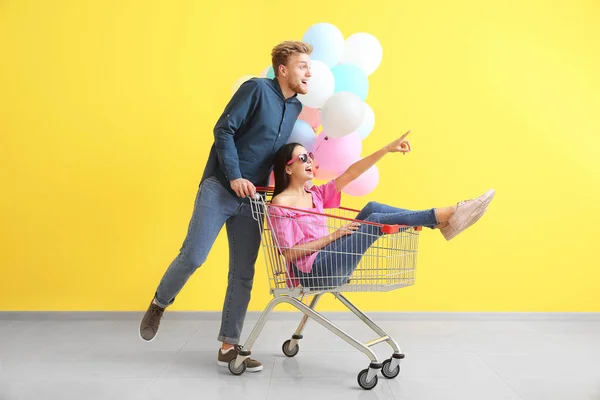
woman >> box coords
[267,130,495,289]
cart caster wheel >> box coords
[228,359,246,376]
[357,368,378,390]
[381,358,400,379]
[282,339,299,357]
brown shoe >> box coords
[139,301,165,342]
[217,345,263,372]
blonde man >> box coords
[140,41,313,371]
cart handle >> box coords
[254,187,422,234]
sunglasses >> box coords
[286,152,314,165]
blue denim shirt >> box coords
[201,78,303,200]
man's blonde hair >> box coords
[271,41,313,77]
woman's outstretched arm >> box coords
[334,130,412,192]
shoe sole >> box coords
[218,360,263,372]
[139,301,165,343]
[139,329,157,342]
[444,189,495,240]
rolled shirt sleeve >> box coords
[310,180,341,209]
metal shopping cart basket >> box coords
[227,187,422,390]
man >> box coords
[139,41,313,372]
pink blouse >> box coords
[267,180,342,283]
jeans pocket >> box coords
[198,177,223,203]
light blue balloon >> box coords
[302,23,344,68]
[288,119,316,152]
[266,66,275,79]
[332,63,369,101]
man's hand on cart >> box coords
[386,130,412,155]
[332,222,361,240]
[230,178,256,198]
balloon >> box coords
[313,167,342,181]
[260,66,269,77]
[232,75,254,94]
[314,155,356,181]
[356,103,375,140]
[288,119,317,152]
[313,131,361,174]
[340,33,383,76]
[302,23,344,68]
[297,60,334,109]
[260,65,275,79]
[343,165,379,196]
[321,92,366,138]
[269,171,275,187]
[332,63,369,101]
[299,106,321,130]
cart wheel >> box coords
[282,339,299,357]
[228,358,246,376]
[357,368,378,390]
[381,358,400,379]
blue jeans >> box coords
[154,177,261,345]
[293,201,438,289]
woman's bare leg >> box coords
[434,206,457,226]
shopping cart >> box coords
[227,187,422,390]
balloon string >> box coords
[313,135,328,153]
[312,135,328,170]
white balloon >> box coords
[297,60,335,109]
[340,33,383,76]
[356,103,375,140]
[321,92,366,138]
[302,22,345,68]
[232,75,254,94]
[259,66,270,78]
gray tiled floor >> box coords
[1,313,600,399]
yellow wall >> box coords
[1,0,599,312]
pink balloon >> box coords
[269,171,275,187]
[343,165,379,196]
[313,131,362,174]
[313,167,341,181]
[299,106,321,130]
